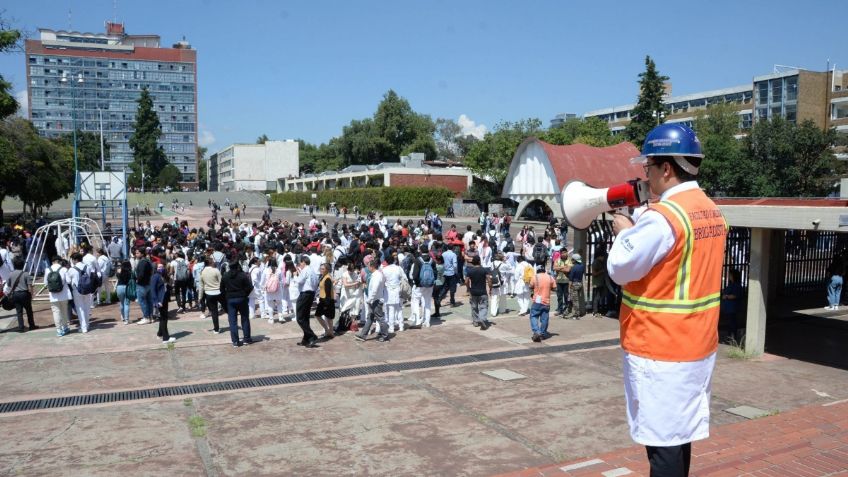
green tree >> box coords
[56,130,110,171]
[455,134,479,159]
[464,118,543,192]
[128,87,168,189]
[693,103,748,196]
[256,134,269,144]
[541,117,619,147]
[434,118,463,161]
[625,56,669,148]
[197,146,208,191]
[0,17,22,120]
[158,164,182,189]
[743,118,841,197]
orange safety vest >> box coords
[620,187,727,362]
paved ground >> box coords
[1,207,847,476]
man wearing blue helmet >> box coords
[608,123,727,477]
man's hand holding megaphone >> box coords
[561,179,651,230]
[611,211,635,235]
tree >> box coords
[464,118,543,193]
[128,87,168,188]
[541,117,619,147]
[56,130,110,171]
[625,56,669,148]
[298,139,344,175]
[694,103,749,196]
[455,134,479,159]
[197,146,207,191]
[0,16,22,121]
[743,118,842,197]
[434,118,463,161]
[0,118,73,218]
[256,134,269,144]
[158,164,182,189]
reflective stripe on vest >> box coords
[620,199,720,314]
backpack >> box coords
[335,310,352,335]
[174,259,189,282]
[504,241,515,253]
[418,260,435,287]
[265,269,281,293]
[127,272,138,301]
[214,252,229,273]
[533,242,548,265]
[77,264,101,295]
[491,263,502,288]
[523,264,536,286]
[47,268,64,293]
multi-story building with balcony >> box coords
[25,22,199,184]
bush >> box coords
[270,187,453,215]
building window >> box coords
[757,107,768,120]
[757,83,768,105]
[740,113,753,129]
[786,76,798,101]
[770,78,783,104]
[771,106,782,119]
[785,104,797,124]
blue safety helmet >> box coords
[632,123,704,162]
[631,123,703,175]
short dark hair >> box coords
[654,156,699,182]
[12,256,24,270]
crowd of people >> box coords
[0,204,615,347]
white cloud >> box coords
[15,90,27,118]
[458,114,487,139]
[198,125,216,147]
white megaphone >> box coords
[561,179,651,230]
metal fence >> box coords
[584,221,846,298]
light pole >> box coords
[60,71,84,220]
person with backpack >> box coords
[514,255,533,316]
[67,252,98,333]
[261,257,286,322]
[489,253,507,317]
[169,251,190,313]
[410,245,435,328]
[200,256,225,334]
[94,248,112,306]
[221,258,254,347]
[532,239,549,271]
[567,253,586,319]
[151,262,175,344]
[44,255,71,335]
[246,257,264,321]
[134,248,155,325]
[115,259,133,325]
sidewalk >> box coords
[495,400,848,476]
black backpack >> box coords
[491,263,502,288]
[533,242,548,265]
[47,268,64,293]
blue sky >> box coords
[2,0,847,152]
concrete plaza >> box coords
[0,206,847,476]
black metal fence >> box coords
[584,221,845,299]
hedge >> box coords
[269,187,454,215]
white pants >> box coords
[264,292,284,317]
[411,286,433,327]
[386,303,403,331]
[72,290,93,332]
[490,290,506,316]
[50,300,70,331]
[516,291,530,314]
[249,290,265,319]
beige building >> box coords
[209,140,299,192]
[572,67,848,141]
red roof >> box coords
[714,198,848,207]
[537,140,644,190]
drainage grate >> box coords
[0,338,618,414]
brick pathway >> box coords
[494,400,848,477]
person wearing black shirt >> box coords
[464,256,492,330]
[134,248,155,323]
[115,260,132,324]
[222,258,254,347]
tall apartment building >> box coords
[569,67,848,139]
[208,140,300,193]
[25,22,199,184]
